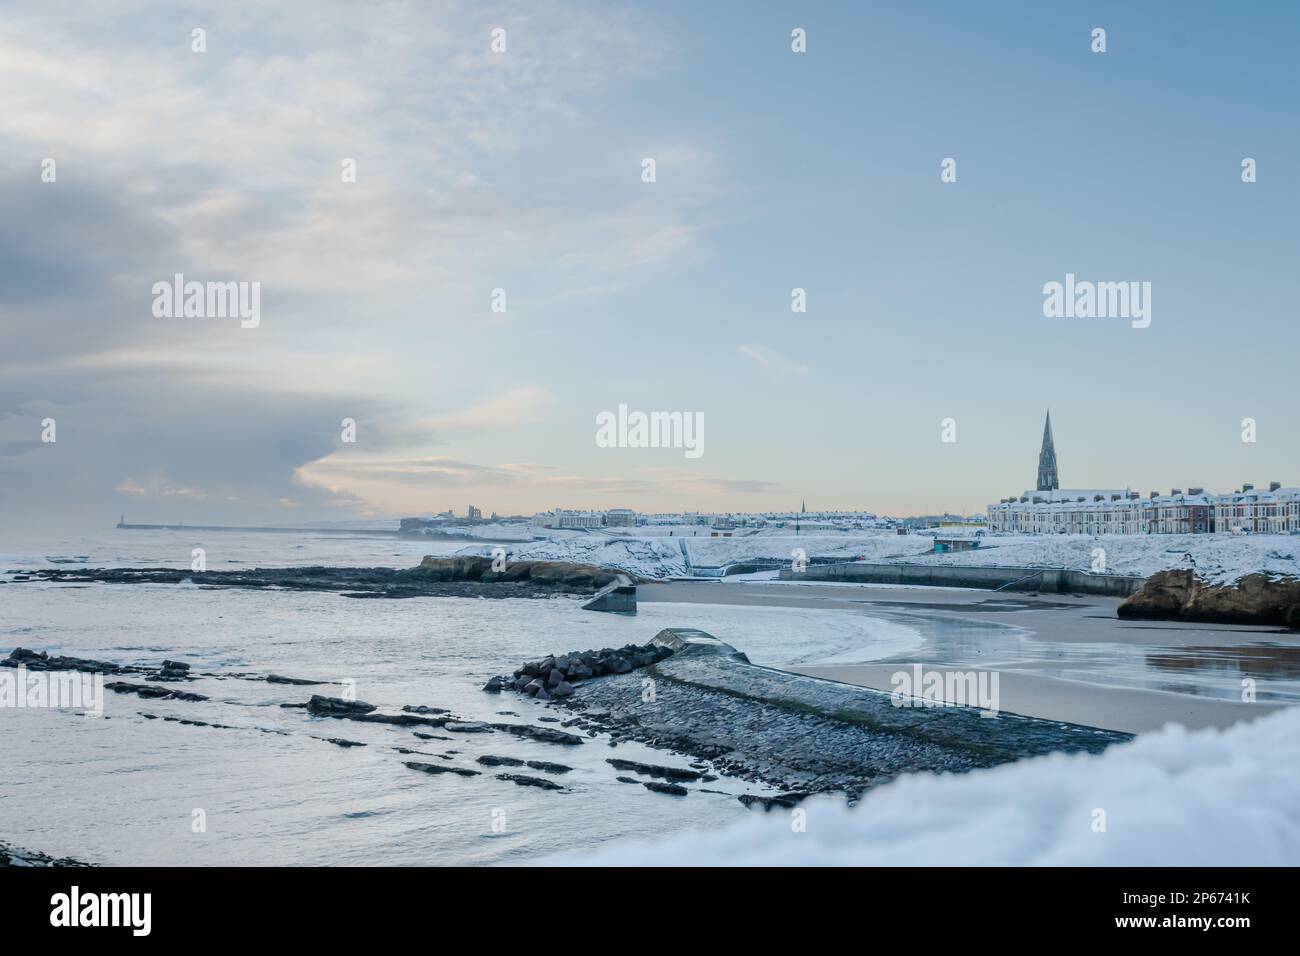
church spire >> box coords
[1036,411,1059,491]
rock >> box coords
[0,841,94,867]
[161,660,191,672]
[403,761,479,777]
[523,679,543,696]
[738,792,810,811]
[490,723,585,746]
[482,676,506,692]
[1120,570,1300,627]
[412,731,451,740]
[525,760,573,774]
[607,758,702,781]
[104,681,208,702]
[3,647,127,674]
[546,668,565,688]
[267,674,325,685]
[551,681,575,698]
[444,720,491,733]
[643,781,689,796]
[318,737,366,748]
[307,695,377,716]
[477,755,525,767]
[402,704,451,714]
[496,773,565,791]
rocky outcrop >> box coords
[2,647,133,674]
[16,558,626,600]
[1119,570,1300,627]
[0,841,94,867]
[398,555,624,591]
[104,681,208,702]
[306,695,376,717]
[491,642,675,701]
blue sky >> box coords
[1,1,1297,530]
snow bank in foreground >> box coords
[555,707,1300,866]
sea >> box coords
[0,528,924,866]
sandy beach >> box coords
[639,580,1296,734]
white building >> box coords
[604,508,637,527]
[988,483,1298,535]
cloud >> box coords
[737,344,811,379]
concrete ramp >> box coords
[582,574,636,613]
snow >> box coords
[554,706,1300,866]
[453,526,1299,585]
[913,533,1300,585]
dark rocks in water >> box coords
[497,641,675,699]
[307,695,376,716]
[412,731,452,741]
[279,702,309,709]
[643,781,689,796]
[404,761,479,777]
[403,555,623,591]
[267,674,325,685]
[615,776,640,785]
[402,704,451,715]
[482,676,506,692]
[151,660,195,682]
[444,720,491,733]
[0,841,94,867]
[3,647,130,675]
[606,758,702,782]
[22,558,627,601]
[738,793,811,811]
[496,773,565,791]
[317,737,367,748]
[477,755,525,767]
[104,681,208,702]
[525,760,573,774]
[490,723,584,746]
[348,712,451,728]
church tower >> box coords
[1036,411,1059,491]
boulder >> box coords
[306,695,377,716]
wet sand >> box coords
[638,580,1297,734]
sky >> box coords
[1,0,1298,533]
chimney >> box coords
[1171,488,1182,496]
[1270,481,1281,492]
[1189,487,1204,496]
[1111,494,1121,501]
[1149,491,1158,499]
[1243,483,1254,492]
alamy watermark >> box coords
[152,273,261,328]
[1042,273,1150,329]
[890,664,1000,717]
[1,666,103,716]
[595,404,704,459]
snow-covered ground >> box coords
[556,706,1300,866]
[913,533,1300,585]
[452,525,1299,585]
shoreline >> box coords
[638,580,1298,734]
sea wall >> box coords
[778,561,1144,596]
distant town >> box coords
[402,412,1299,539]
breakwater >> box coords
[778,561,1144,596]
